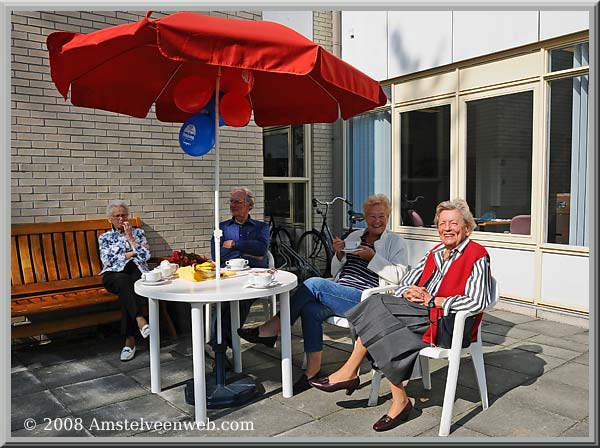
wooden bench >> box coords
[11,217,176,340]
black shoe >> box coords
[293,370,323,395]
[237,327,277,348]
[372,400,413,432]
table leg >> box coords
[191,303,207,424]
[279,291,293,397]
[149,298,161,393]
[231,299,242,373]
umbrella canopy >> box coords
[47,11,387,127]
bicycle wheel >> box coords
[270,226,293,269]
[296,230,331,277]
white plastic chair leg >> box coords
[270,294,277,316]
[438,351,461,436]
[470,343,489,410]
[367,369,382,406]
[261,300,271,321]
[420,355,432,390]
[301,352,307,370]
[204,304,211,341]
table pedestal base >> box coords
[185,373,259,408]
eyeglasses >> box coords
[229,199,245,205]
[111,214,128,219]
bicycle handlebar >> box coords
[312,196,353,208]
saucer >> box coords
[140,278,169,286]
[225,265,250,272]
[342,248,360,253]
[245,280,280,289]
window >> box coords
[345,109,391,227]
[264,125,308,239]
[399,105,451,227]
[466,91,533,234]
[545,42,589,247]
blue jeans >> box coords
[289,277,362,353]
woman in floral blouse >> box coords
[99,200,151,361]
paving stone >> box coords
[77,394,189,436]
[526,333,589,352]
[482,323,540,340]
[462,394,577,437]
[459,363,531,397]
[11,415,93,438]
[11,353,26,373]
[417,422,490,437]
[11,390,69,431]
[513,319,585,338]
[104,345,182,372]
[485,310,537,325]
[127,357,194,390]
[571,352,589,365]
[33,357,120,389]
[561,331,590,347]
[11,370,46,397]
[500,376,588,421]
[560,418,589,437]
[51,374,148,413]
[481,331,521,347]
[275,419,354,437]
[541,361,589,390]
[503,340,583,361]
[482,345,568,377]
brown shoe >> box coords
[308,376,360,395]
[372,400,413,432]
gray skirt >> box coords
[345,293,429,387]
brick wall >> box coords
[310,11,335,228]
[11,10,263,258]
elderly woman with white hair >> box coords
[99,200,151,362]
[309,198,494,432]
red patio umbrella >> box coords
[46,13,387,410]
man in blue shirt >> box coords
[210,187,269,349]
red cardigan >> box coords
[418,240,488,345]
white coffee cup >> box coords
[249,270,275,287]
[159,260,178,276]
[345,240,360,250]
[142,270,162,282]
[157,266,172,278]
[226,258,249,270]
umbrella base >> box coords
[184,373,259,408]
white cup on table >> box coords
[226,258,248,270]
[249,270,275,287]
[142,270,162,282]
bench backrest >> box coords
[11,217,141,297]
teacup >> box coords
[226,258,249,270]
[249,270,275,287]
[158,260,178,277]
[142,270,162,282]
[345,240,360,250]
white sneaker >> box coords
[120,346,136,362]
[140,324,150,338]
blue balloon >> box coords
[178,113,215,157]
[205,93,227,126]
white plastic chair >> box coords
[364,276,499,436]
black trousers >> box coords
[102,261,146,337]
[210,298,257,348]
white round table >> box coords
[134,269,297,423]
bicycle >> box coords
[296,196,364,278]
[267,214,294,269]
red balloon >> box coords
[221,69,254,96]
[173,76,214,114]
[219,93,252,127]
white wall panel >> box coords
[262,10,313,40]
[540,11,589,40]
[341,11,388,80]
[540,253,589,312]
[387,11,452,78]
[405,239,436,268]
[486,247,535,302]
[453,11,539,62]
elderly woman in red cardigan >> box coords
[309,198,494,432]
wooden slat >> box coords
[11,287,117,316]
[29,234,47,283]
[53,233,69,280]
[11,235,22,286]
[86,230,102,275]
[63,232,80,279]
[11,276,104,297]
[11,216,140,236]
[75,231,91,277]
[11,310,122,339]
[18,235,34,284]
[42,234,58,281]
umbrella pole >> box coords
[214,68,222,347]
